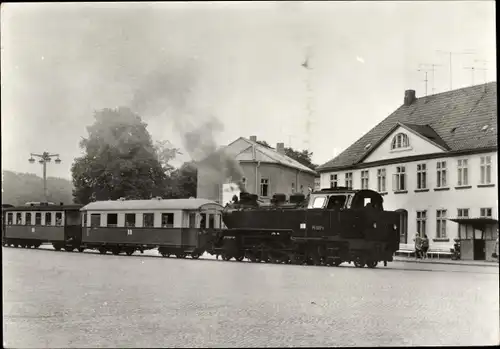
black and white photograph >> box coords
[1,1,498,347]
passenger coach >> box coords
[2,202,83,250]
[80,197,225,258]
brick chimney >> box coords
[404,90,416,106]
[249,135,257,142]
[276,142,285,154]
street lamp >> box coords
[28,152,62,203]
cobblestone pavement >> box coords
[3,247,499,348]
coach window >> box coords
[200,213,207,229]
[208,214,215,229]
[82,213,87,227]
[7,213,13,225]
[25,212,32,225]
[310,196,327,209]
[90,213,101,227]
[45,212,53,226]
[35,212,42,226]
[125,213,136,227]
[107,213,118,228]
[143,213,154,228]
[188,213,196,228]
[16,213,22,225]
[161,213,174,228]
[55,212,63,226]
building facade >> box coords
[316,83,498,261]
[197,136,317,205]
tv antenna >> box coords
[436,49,476,90]
[463,66,487,86]
[474,59,489,84]
[418,63,442,95]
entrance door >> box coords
[396,209,408,244]
[473,239,486,260]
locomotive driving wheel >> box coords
[366,260,378,268]
[354,257,366,268]
[191,253,201,259]
[125,249,134,256]
[235,255,244,262]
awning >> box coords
[448,217,499,231]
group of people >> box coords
[413,232,430,259]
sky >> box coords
[1,1,497,181]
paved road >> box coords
[3,247,499,348]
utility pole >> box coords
[28,152,62,203]
[419,63,442,94]
[436,50,476,90]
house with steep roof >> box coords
[317,82,498,261]
[197,135,317,205]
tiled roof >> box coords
[317,82,497,171]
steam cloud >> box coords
[129,59,246,192]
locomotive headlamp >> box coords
[373,222,377,229]
[393,224,397,230]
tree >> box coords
[155,140,182,175]
[71,107,169,204]
[2,170,74,206]
[256,140,317,170]
[168,162,197,199]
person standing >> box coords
[421,234,430,259]
[414,233,422,260]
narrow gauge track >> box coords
[2,243,379,268]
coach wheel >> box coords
[160,252,170,258]
[112,248,121,255]
[333,259,342,267]
[176,254,186,259]
[99,248,107,255]
[235,255,244,262]
[126,250,134,256]
[222,253,231,261]
[13,244,18,248]
[366,260,378,269]
[354,258,365,268]
[191,253,200,259]
[78,247,85,253]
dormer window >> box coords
[391,133,410,150]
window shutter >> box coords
[392,174,397,191]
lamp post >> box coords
[28,152,61,203]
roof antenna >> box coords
[419,63,442,94]
[417,66,432,96]
[436,49,476,90]
[463,65,487,86]
[301,45,314,151]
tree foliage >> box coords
[2,170,74,206]
[256,140,317,170]
[168,161,197,199]
[71,107,169,204]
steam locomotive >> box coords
[2,186,400,269]
[213,186,401,268]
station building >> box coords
[197,136,317,206]
[316,82,498,261]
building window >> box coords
[391,133,410,150]
[360,170,369,189]
[436,161,447,188]
[480,208,492,218]
[241,177,246,190]
[345,172,353,188]
[392,166,406,191]
[457,209,469,239]
[457,159,469,186]
[416,164,427,189]
[161,213,174,228]
[107,213,118,227]
[436,209,447,238]
[291,182,295,193]
[260,178,269,197]
[416,210,427,236]
[330,174,338,188]
[377,168,386,192]
[457,209,469,218]
[480,156,492,184]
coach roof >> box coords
[80,198,223,211]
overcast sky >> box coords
[1,1,496,180]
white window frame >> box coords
[416,163,427,189]
[345,172,353,188]
[457,159,469,186]
[377,168,386,192]
[457,208,469,218]
[416,210,427,236]
[436,161,447,188]
[392,166,406,191]
[436,209,447,239]
[260,178,269,197]
[480,156,492,185]
[360,170,369,190]
[391,133,410,150]
[330,174,338,188]
[291,182,295,193]
[480,208,492,218]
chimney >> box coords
[249,135,257,142]
[404,90,416,106]
[276,142,285,154]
